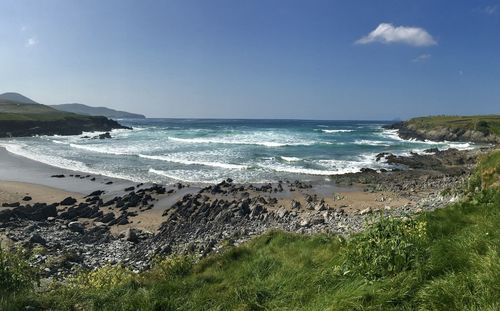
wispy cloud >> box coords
[356,23,437,47]
[412,53,431,62]
[25,37,38,47]
[482,5,498,15]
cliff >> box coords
[385,115,500,144]
[0,115,129,137]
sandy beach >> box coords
[0,147,134,194]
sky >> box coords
[0,0,499,120]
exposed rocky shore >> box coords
[0,146,490,279]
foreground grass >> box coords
[406,115,500,135]
[1,151,499,310]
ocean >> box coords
[0,119,474,184]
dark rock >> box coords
[0,209,14,222]
[99,212,115,223]
[2,202,20,207]
[122,228,139,243]
[86,190,105,197]
[92,132,112,139]
[424,148,440,153]
[68,221,85,233]
[60,197,77,206]
[29,233,46,245]
[10,203,57,221]
[22,196,32,201]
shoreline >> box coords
[0,146,135,194]
[0,137,493,278]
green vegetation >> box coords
[407,115,500,136]
[0,100,96,121]
[0,246,39,308]
[1,150,499,310]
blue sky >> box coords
[0,0,499,119]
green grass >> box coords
[0,100,97,121]
[2,150,499,310]
[406,115,500,135]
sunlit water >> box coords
[0,119,474,184]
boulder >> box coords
[68,221,85,233]
[122,228,139,243]
[29,233,47,245]
[14,203,57,221]
[60,197,77,206]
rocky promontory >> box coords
[385,115,500,144]
[0,116,129,137]
[0,92,130,137]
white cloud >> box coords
[25,37,38,47]
[412,53,431,62]
[483,5,498,15]
[356,23,437,47]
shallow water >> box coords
[0,119,474,184]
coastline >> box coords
[0,146,134,194]
[0,135,491,276]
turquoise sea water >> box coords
[0,119,474,184]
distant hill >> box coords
[0,92,39,104]
[51,103,146,119]
[0,92,129,137]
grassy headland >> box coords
[0,96,128,137]
[386,115,500,144]
[1,150,499,310]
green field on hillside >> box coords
[0,100,94,121]
[1,150,499,310]
[407,115,500,135]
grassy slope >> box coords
[2,151,499,310]
[0,101,96,121]
[406,115,500,135]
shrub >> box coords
[340,217,428,280]
[143,255,193,281]
[475,120,490,135]
[0,246,39,296]
[68,264,135,291]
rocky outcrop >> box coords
[385,121,500,144]
[0,116,130,137]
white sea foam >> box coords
[354,139,391,146]
[259,153,385,176]
[51,140,67,145]
[377,129,407,141]
[280,156,302,162]
[148,168,224,183]
[69,144,132,155]
[0,142,143,182]
[167,136,315,147]
[139,154,249,170]
[321,129,354,133]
